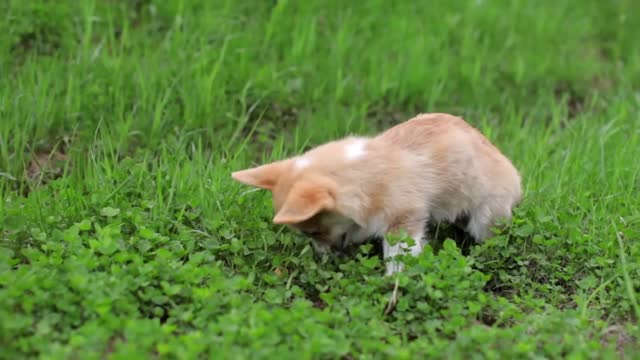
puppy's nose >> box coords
[330,233,348,253]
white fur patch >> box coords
[345,212,386,247]
[345,139,366,160]
[365,213,387,238]
[294,157,311,170]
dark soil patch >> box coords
[129,0,153,28]
[229,98,302,158]
[600,325,638,358]
[554,84,587,120]
[366,101,415,130]
[11,30,62,58]
[104,335,125,357]
[5,137,73,197]
[25,150,69,183]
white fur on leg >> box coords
[383,240,405,276]
[383,229,426,276]
[409,229,426,256]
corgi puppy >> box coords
[232,113,522,275]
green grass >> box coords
[1,0,639,358]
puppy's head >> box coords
[232,143,370,255]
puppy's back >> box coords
[376,113,522,211]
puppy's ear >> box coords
[273,179,336,224]
[231,160,290,190]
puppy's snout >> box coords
[330,233,348,253]
[309,233,349,257]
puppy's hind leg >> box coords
[466,205,512,243]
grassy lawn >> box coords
[1,0,639,358]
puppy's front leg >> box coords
[383,239,405,276]
[383,226,427,276]
[381,220,428,315]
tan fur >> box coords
[232,113,522,275]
